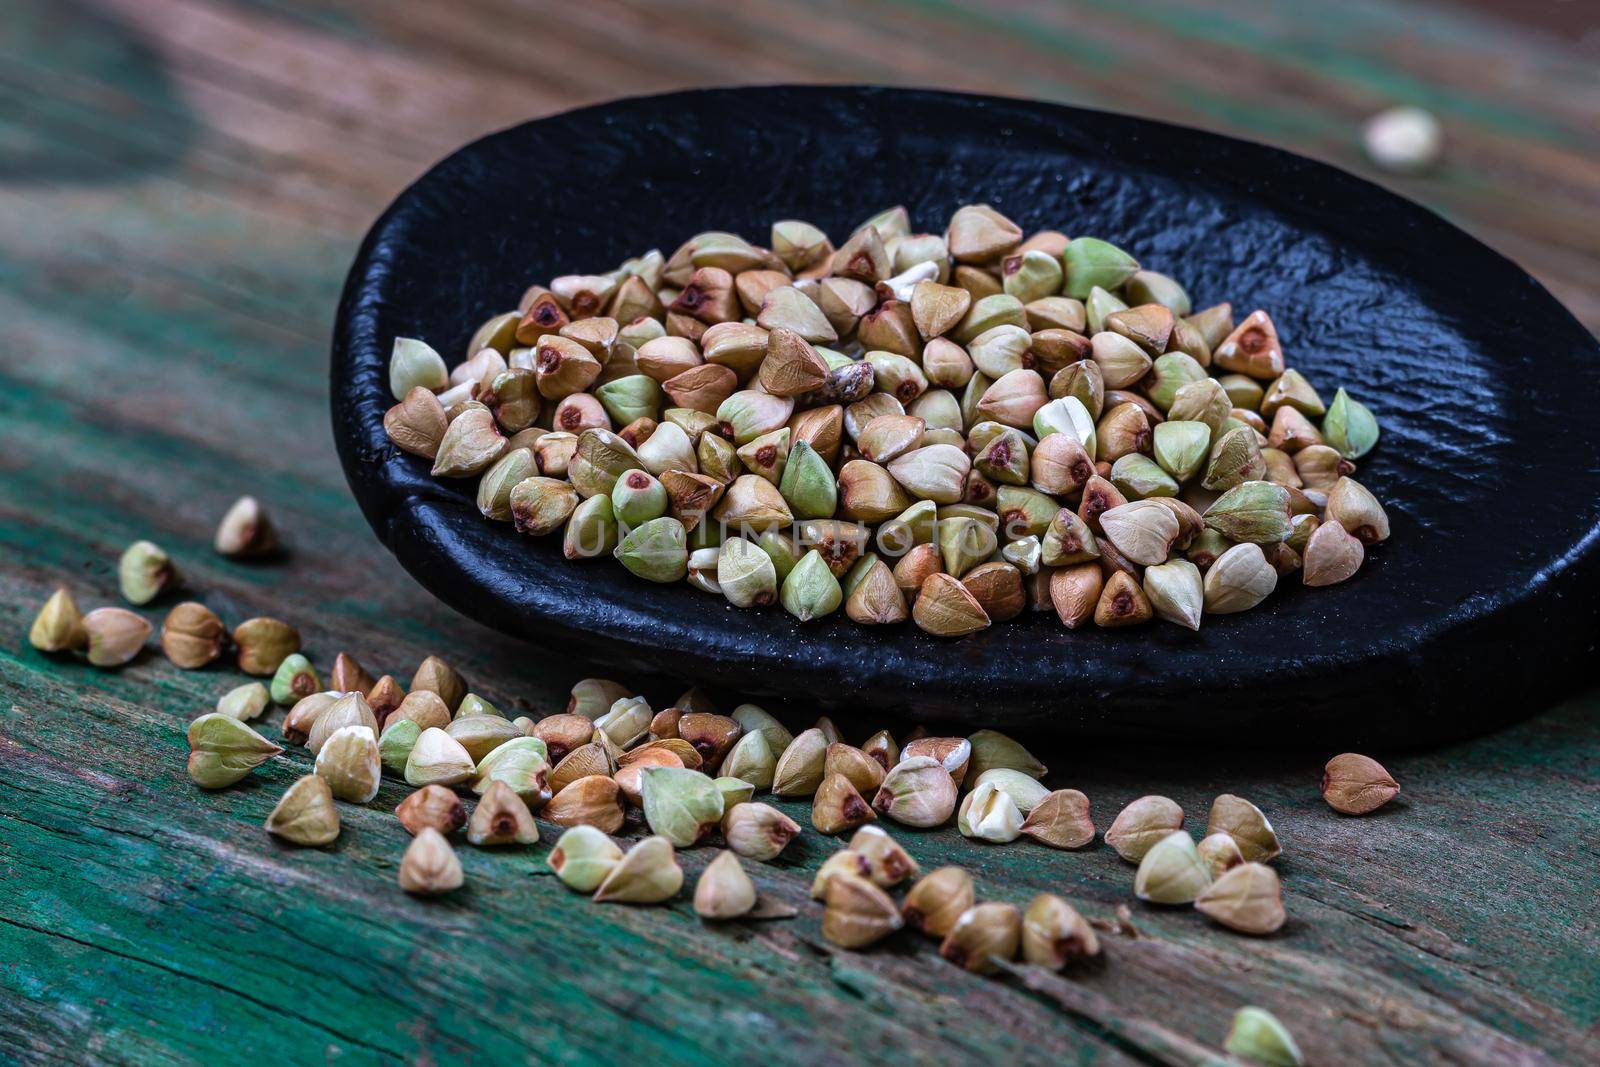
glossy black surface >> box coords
[332,86,1600,745]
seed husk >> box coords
[1203,480,1291,544]
[187,712,283,789]
[313,723,381,803]
[778,438,837,520]
[961,561,1025,622]
[1225,1008,1303,1067]
[848,824,919,888]
[824,743,886,797]
[467,780,539,846]
[962,730,1044,782]
[823,872,904,948]
[1325,477,1390,544]
[363,674,403,721]
[869,755,958,828]
[1022,894,1101,968]
[387,690,449,737]
[1097,500,1178,567]
[549,825,623,892]
[79,606,150,668]
[1203,542,1278,614]
[723,802,802,861]
[896,738,970,790]
[266,653,319,707]
[214,495,280,559]
[1201,424,1267,492]
[1105,795,1185,862]
[374,716,420,775]
[1020,789,1096,849]
[1062,237,1139,299]
[117,540,179,606]
[911,281,972,339]
[546,774,627,833]
[776,549,841,622]
[405,726,476,787]
[902,866,974,937]
[641,766,725,847]
[1195,861,1285,935]
[29,587,88,653]
[675,712,740,770]
[694,850,757,920]
[772,727,829,796]
[231,616,300,676]
[1214,310,1285,380]
[265,774,340,847]
[713,776,755,809]
[614,748,684,805]
[937,516,997,579]
[214,681,269,723]
[1138,558,1203,631]
[845,556,909,624]
[476,447,540,521]
[947,204,1022,264]
[594,835,683,904]
[402,656,464,715]
[471,736,551,804]
[1321,387,1380,459]
[1046,562,1100,629]
[276,692,333,747]
[1133,831,1212,904]
[812,772,876,835]
[156,601,228,669]
[1206,794,1281,863]
[329,651,376,695]
[757,285,837,344]
[1322,752,1400,814]
[940,902,1021,974]
[1197,831,1245,880]
[912,573,990,637]
[301,689,375,756]
[718,729,776,789]
[399,827,464,896]
[396,783,466,836]
[760,328,829,397]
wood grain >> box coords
[2,0,1597,1063]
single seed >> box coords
[1322,752,1400,814]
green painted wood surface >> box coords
[2,0,1598,1063]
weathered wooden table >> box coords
[3,1,1597,1063]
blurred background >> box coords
[2,0,1596,698]
[6,0,1595,319]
